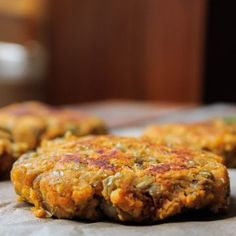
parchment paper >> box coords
[1,104,236,236]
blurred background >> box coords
[0,0,235,106]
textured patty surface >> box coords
[0,130,28,178]
[11,134,230,222]
[0,101,106,177]
[0,101,107,150]
[144,119,236,168]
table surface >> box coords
[1,101,236,236]
[73,100,194,128]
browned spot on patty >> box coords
[58,153,116,171]
[148,163,189,174]
[171,148,193,159]
[90,158,115,171]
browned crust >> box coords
[11,134,230,222]
[0,101,107,150]
[0,101,107,176]
[143,119,236,167]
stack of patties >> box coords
[11,134,230,222]
[0,101,107,177]
[143,118,236,167]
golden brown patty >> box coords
[11,134,230,222]
[0,101,107,177]
[144,119,236,168]
[0,130,27,178]
[0,101,107,149]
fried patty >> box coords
[0,101,107,177]
[0,101,107,150]
[0,130,28,178]
[144,119,236,168]
[11,134,230,222]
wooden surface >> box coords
[144,0,206,103]
[47,0,207,105]
[0,0,48,44]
